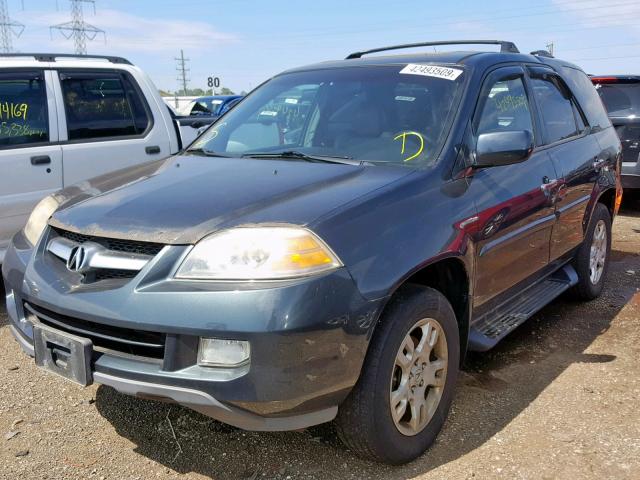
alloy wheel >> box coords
[589,219,607,285]
[389,317,448,436]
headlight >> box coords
[23,194,62,246]
[175,226,342,280]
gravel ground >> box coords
[1,204,639,480]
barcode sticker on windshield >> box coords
[400,64,463,81]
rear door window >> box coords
[60,71,150,141]
[0,71,48,147]
[530,76,579,144]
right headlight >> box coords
[175,226,342,280]
[23,194,63,246]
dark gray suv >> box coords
[591,75,640,190]
[3,41,622,464]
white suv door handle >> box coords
[31,155,51,165]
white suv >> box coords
[0,53,189,262]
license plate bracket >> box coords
[33,324,93,387]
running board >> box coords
[468,264,578,351]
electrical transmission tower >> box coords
[175,50,190,95]
[50,0,105,55]
[0,0,24,53]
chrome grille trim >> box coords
[47,236,154,272]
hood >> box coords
[50,155,412,244]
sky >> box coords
[6,0,640,93]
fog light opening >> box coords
[197,338,251,367]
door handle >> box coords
[593,158,607,170]
[145,146,161,155]
[540,176,558,190]
[30,155,51,165]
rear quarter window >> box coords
[560,66,611,130]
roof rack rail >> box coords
[345,40,520,59]
[0,53,132,65]
[530,50,554,58]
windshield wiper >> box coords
[186,148,232,157]
[242,150,364,166]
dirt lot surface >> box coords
[1,205,639,480]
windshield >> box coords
[596,83,640,117]
[190,65,465,166]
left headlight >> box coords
[23,194,62,246]
[175,226,343,280]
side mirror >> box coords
[475,130,534,168]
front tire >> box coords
[334,285,459,464]
[571,202,612,300]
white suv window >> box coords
[60,71,150,141]
[0,71,48,147]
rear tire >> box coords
[334,285,459,464]
[571,203,612,300]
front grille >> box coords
[53,227,164,257]
[94,269,138,282]
[24,302,166,359]
[50,227,165,282]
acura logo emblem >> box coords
[67,245,88,272]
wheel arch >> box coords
[374,255,472,365]
[596,187,617,219]
[583,186,617,235]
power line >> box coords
[259,10,640,49]
[175,49,190,95]
[0,0,24,53]
[570,54,640,62]
[213,0,640,42]
[50,0,105,55]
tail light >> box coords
[614,184,623,216]
[591,77,619,85]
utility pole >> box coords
[0,0,24,53]
[175,49,190,95]
[50,0,105,55]
[546,41,555,57]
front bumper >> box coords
[3,231,383,431]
